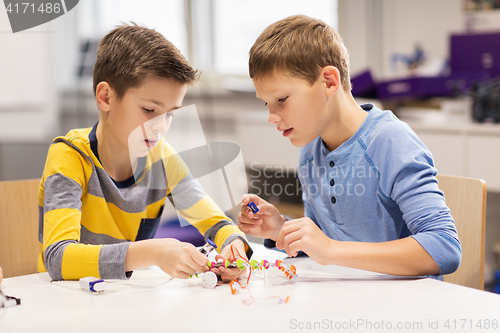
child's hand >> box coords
[238,194,285,240]
[211,239,248,282]
[149,238,209,279]
[276,217,334,265]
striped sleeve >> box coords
[163,143,252,258]
[40,142,130,280]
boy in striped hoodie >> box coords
[38,24,251,281]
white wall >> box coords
[0,7,58,142]
[339,0,463,80]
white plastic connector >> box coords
[79,276,109,292]
[0,293,17,308]
[201,271,218,289]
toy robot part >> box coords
[247,202,259,213]
[202,271,218,289]
[229,280,241,294]
[199,239,217,256]
[206,259,297,279]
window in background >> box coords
[77,0,188,57]
[62,1,338,89]
[212,0,338,76]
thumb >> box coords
[254,202,279,217]
[241,194,267,206]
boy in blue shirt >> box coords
[238,15,460,276]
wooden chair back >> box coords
[0,179,40,278]
[437,174,486,290]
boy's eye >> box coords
[143,107,155,113]
[278,96,288,103]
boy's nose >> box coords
[151,115,168,135]
[268,111,281,124]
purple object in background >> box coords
[154,217,205,246]
[450,32,500,79]
[377,72,488,100]
[376,32,500,100]
[377,76,450,100]
[351,70,377,98]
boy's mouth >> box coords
[145,139,157,148]
[282,128,293,137]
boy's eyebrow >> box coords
[143,99,164,107]
[143,99,182,111]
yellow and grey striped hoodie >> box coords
[37,124,250,280]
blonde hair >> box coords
[249,15,351,90]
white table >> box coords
[1,243,500,333]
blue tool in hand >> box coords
[247,202,259,214]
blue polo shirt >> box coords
[278,104,461,275]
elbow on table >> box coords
[44,254,64,281]
[439,245,462,276]
[43,242,69,281]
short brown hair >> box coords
[93,23,199,99]
[249,15,351,90]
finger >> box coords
[184,257,208,274]
[251,202,279,218]
[239,206,259,220]
[282,229,303,256]
[240,203,253,217]
[279,219,301,233]
[241,194,264,206]
[184,257,209,276]
[276,219,298,249]
[240,205,269,220]
[175,270,191,279]
[238,222,265,235]
[238,212,263,226]
[189,248,210,267]
[287,239,304,258]
[219,266,245,279]
[278,220,304,252]
[238,219,263,229]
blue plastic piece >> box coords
[199,239,217,256]
[247,202,259,213]
[89,279,105,292]
[207,238,217,249]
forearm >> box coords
[125,240,157,271]
[327,237,440,276]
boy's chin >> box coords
[129,146,151,158]
[289,137,313,148]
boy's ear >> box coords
[321,66,341,97]
[95,82,112,112]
